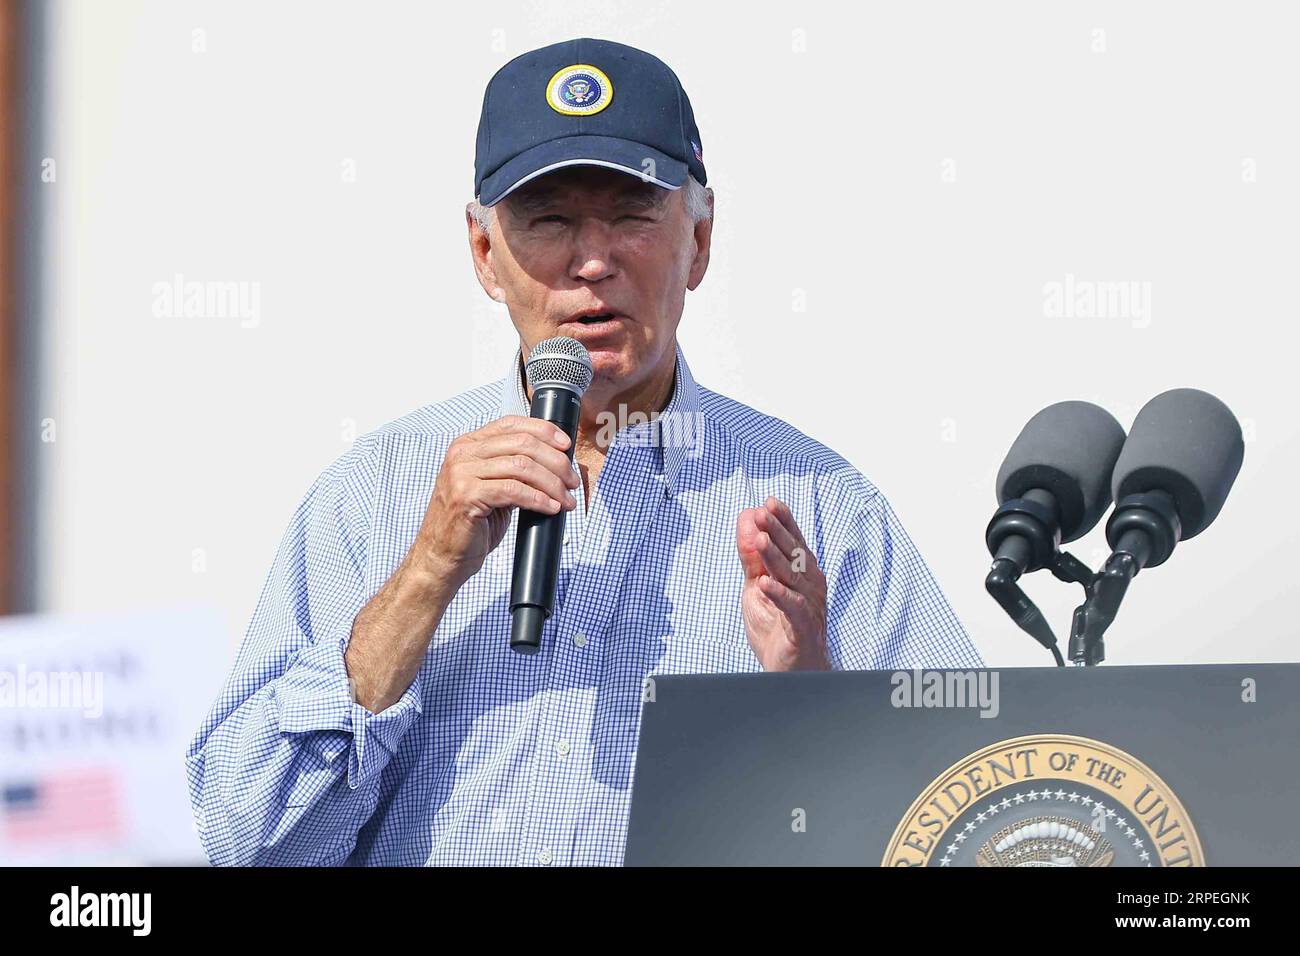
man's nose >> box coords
[569,219,617,282]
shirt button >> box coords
[555,739,571,756]
[563,528,570,544]
[537,848,553,866]
[572,631,587,648]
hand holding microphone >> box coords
[412,413,580,598]
[346,407,578,713]
[344,339,587,712]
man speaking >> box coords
[185,37,982,866]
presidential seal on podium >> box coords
[882,734,1204,867]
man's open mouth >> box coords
[574,313,616,325]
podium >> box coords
[623,663,1300,866]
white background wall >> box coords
[36,0,1300,668]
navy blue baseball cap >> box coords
[473,37,707,207]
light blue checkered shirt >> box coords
[185,342,982,866]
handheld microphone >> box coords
[1070,388,1244,664]
[985,401,1127,663]
[509,337,593,655]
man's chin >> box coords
[586,348,635,381]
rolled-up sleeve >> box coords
[184,434,424,866]
[821,467,984,671]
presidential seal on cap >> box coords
[546,64,614,116]
[473,37,707,206]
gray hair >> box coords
[469,173,711,233]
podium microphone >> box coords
[985,401,1127,663]
[1070,388,1245,664]
[509,337,593,655]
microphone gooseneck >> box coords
[984,401,1127,665]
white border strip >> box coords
[485,158,682,206]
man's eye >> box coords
[536,215,568,224]
[617,215,655,223]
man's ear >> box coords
[686,187,714,292]
[466,203,506,302]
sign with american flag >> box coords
[2,768,125,845]
[0,607,228,864]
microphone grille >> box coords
[525,336,593,395]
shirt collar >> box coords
[496,340,701,496]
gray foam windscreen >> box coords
[1111,388,1244,540]
[997,401,1127,542]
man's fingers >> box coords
[764,497,819,574]
[764,497,805,546]
[475,477,566,514]
[755,507,798,560]
[741,504,821,587]
[484,415,572,450]
[473,433,580,489]
[755,531,800,588]
[473,455,577,510]
[757,573,808,618]
[735,508,768,579]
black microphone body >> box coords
[509,337,592,655]
[510,385,581,653]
